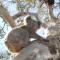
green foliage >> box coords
[0,51,12,60]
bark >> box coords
[48,5,58,23]
[13,42,51,60]
[12,12,28,19]
[0,6,16,28]
[44,0,58,23]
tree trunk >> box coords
[0,6,16,28]
[48,5,58,23]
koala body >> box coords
[5,15,43,53]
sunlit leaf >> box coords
[25,0,33,4]
[17,5,21,10]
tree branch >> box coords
[0,6,16,28]
[48,5,58,23]
[12,12,40,22]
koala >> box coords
[5,15,48,53]
[5,28,30,53]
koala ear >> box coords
[26,16,31,21]
[26,15,31,24]
[24,15,31,21]
[24,15,31,26]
